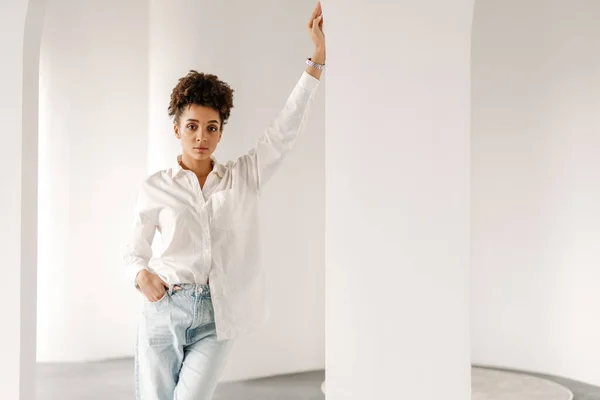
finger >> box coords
[151,290,166,302]
[173,285,182,291]
[312,16,323,33]
[309,1,321,22]
[308,2,322,28]
[145,292,157,302]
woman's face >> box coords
[174,104,222,162]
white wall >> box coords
[37,0,149,362]
[1,0,44,397]
[148,0,325,381]
[325,1,472,399]
[471,0,600,386]
[1,2,27,398]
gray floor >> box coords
[36,358,325,400]
[37,359,600,400]
[478,366,600,400]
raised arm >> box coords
[241,2,325,191]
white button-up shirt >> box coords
[124,71,320,340]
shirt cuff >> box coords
[298,71,321,92]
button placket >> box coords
[203,210,212,266]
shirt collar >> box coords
[174,155,225,178]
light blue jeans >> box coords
[135,283,233,400]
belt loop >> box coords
[168,284,174,296]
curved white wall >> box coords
[471,0,600,386]
[37,0,149,362]
[2,0,44,397]
[148,0,325,382]
[325,1,472,398]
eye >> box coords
[208,126,218,133]
[186,124,197,130]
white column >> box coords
[325,1,473,399]
[149,1,326,381]
[1,0,44,398]
[37,0,149,362]
[472,0,600,385]
[147,0,220,173]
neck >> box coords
[180,155,213,178]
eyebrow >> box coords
[185,119,220,124]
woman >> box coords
[123,3,325,399]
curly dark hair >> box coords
[168,70,234,129]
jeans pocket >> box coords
[144,290,169,305]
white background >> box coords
[471,0,600,387]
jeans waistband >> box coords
[171,283,211,297]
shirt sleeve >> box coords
[241,71,320,192]
[123,184,157,288]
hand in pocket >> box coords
[136,270,179,302]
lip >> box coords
[193,147,209,151]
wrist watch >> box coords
[306,57,325,70]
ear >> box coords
[174,124,181,139]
